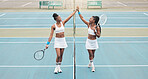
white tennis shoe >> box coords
[54,67,58,74]
[58,66,62,73]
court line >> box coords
[21,2,32,7]
[0,24,148,27]
[143,13,148,16]
[117,1,127,6]
[0,26,148,28]
[0,36,148,38]
[0,36,148,39]
[1,12,145,14]
[0,36,148,37]
[77,65,148,67]
[104,2,148,3]
[0,17,148,19]
[0,41,148,43]
[123,2,148,3]
[0,13,5,17]
[2,0,8,2]
[0,65,148,68]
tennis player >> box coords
[77,6,101,72]
[45,10,77,74]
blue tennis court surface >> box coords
[0,37,148,79]
[0,12,148,28]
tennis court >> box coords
[0,12,148,28]
[0,37,148,79]
[0,0,148,78]
[0,11,148,79]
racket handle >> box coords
[45,45,49,49]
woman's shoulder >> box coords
[51,24,56,28]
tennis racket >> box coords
[95,14,107,36]
[34,48,46,61]
[98,14,107,26]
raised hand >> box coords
[76,6,79,11]
[45,45,49,49]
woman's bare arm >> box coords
[62,10,77,25]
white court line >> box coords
[143,13,148,16]
[123,2,148,3]
[0,14,5,17]
[0,41,148,43]
[0,24,82,26]
[103,24,148,26]
[117,1,127,6]
[0,65,72,68]
[77,65,148,67]
[2,0,8,2]
[2,12,145,14]
[104,2,148,3]
[21,2,32,7]
[0,65,148,68]
[0,36,147,38]
[0,24,148,27]
[0,17,148,19]
[1,27,148,29]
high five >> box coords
[45,6,101,73]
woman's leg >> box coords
[56,48,61,62]
[92,50,95,59]
[57,48,65,73]
[88,49,93,67]
[59,48,64,62]
[88,49,96,72]
[88,49,94,60]
[91,50,95,72]
[54,48,61,74]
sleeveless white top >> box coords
[88,26,96,35]
[55,22,64,33]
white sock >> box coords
[56,62,59,68]
[91,62,94,66]
[90,60,94,66]
[59,62,61,65]
[90,60,93,64]
[57,62,61,69]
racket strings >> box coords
[99,14,107,25]
[34,50,44,60]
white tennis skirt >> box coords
[54,37,68,48]
[86,39,99,50]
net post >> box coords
[73,0,76,79]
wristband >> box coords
[46,41,50,45]
[78,12,81,15]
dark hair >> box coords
[53,13,58,20]
[92,16,99,25]
[92,16,101,33]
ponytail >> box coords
[93,16,101,33]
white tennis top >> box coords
[88,26,96,35]
[55,22,64,33]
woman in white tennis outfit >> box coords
[77,6,101,72]
[45,11,77,74]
